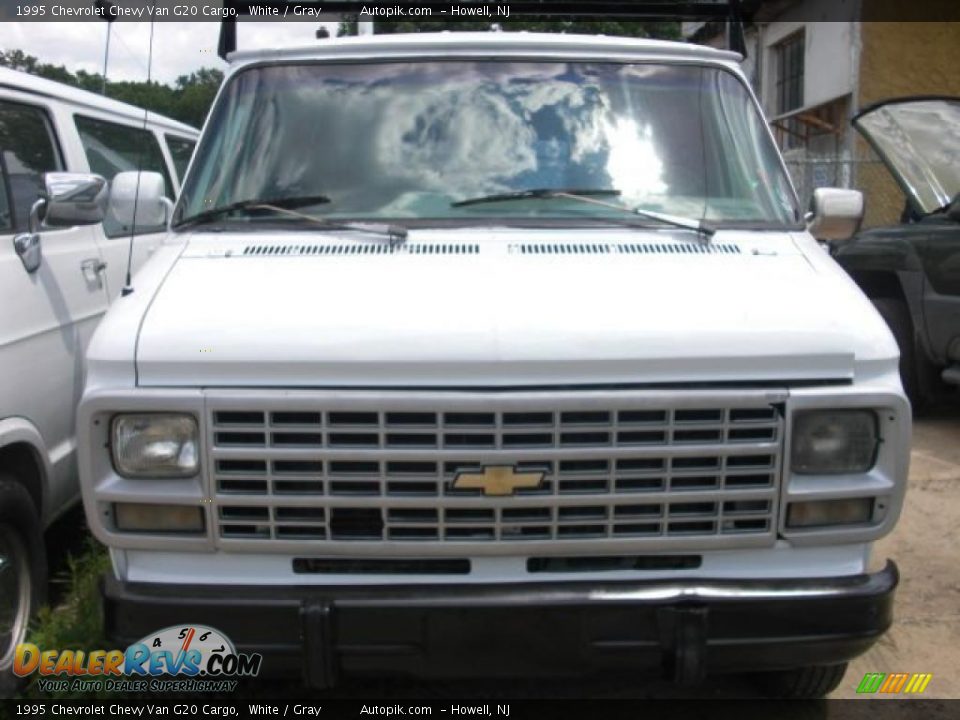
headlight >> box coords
[791,409,879,474]
[112,414,199,478]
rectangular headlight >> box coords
[112,413,199,478]
[114,503,205,533]
[791,409,878,474]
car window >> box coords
[179,61,799,227]
[0,100,63,233]
[165,134,196,182]
[74,115,173,237]
[0,159,10,231]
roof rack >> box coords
[217,1,748,60]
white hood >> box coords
[134,229,894,387]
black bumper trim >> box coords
[102,561,898,688]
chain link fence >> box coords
[783,153,905,229]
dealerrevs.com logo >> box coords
[14,625,262,693]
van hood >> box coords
[134,229,893,387]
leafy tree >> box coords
[0,49,222,128]
[338,19,680,40]
[170,69,224,127]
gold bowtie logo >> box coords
[452,465,545,496]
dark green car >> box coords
[834,97,960,407]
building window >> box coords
[775,31,805,115]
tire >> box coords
[752,663,848,698]
[871,297,922,409]
[0,476,47,698]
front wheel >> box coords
[752,663,848,698]
[0,477,47,696]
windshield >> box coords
[853,98,960,216]
[176,61,799,227]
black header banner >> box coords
[3,0,960,22]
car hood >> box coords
[853,96,960,216]
[134,228,894,387]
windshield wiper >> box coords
[173,195,407,245]
[451,188,622,208]
[174,194,332,229]
[451,188,714,241]
[628,205,716,240]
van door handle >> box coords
[81,258,107,287]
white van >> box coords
[0,67,198,679]
[65,33,909,697]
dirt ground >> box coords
[834,405,960,699]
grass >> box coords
[19,539,114,699]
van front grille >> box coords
[205,390,784,554]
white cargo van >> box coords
[0,67,198,680]
[65,33,910,697]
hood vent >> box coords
[242,243,480,257]
[514,242,741,256]
[239,241,741,258]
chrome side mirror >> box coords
[108,171,171,230]
[806,188,864,242]
[43,172,109,227]
[12,172,107,273]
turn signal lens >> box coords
[786,498,874,528]
[114,503,204,533]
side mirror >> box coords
[806,188,864,242]
[12,172,107,273]
[43,172,109,227]
[108,171,172,230]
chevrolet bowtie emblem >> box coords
[452,465,546,496]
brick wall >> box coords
[856,20,960,227]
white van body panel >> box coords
[0,67,198,523]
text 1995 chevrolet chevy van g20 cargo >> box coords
[72,33,908,697]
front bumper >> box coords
[103,561,898,688]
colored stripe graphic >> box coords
[857,673,886,693]
[858,672,932,694]
[904,673,933,694]
[880,672,907,693]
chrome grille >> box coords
[205,390,784,553]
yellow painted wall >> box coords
[856,20,960,226]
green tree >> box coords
[338,19,680,40]
[172,68,224,128]
[0,49,85,86]
[0,49,222,128]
